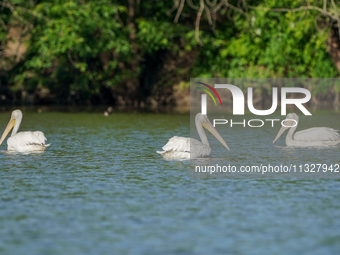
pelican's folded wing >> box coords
[294,127,340,142]
[9,131,48,146]
[161,136,191,152]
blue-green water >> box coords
[0,111,339,254]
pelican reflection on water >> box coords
[157,113,230,159]
[0,109,50,152]
[273,113,340,147]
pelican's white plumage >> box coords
[157,113,230,159]
[0,109,50,152]
[273,113,340,147]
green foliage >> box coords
[192,0,338,82]
[0,0,339,105]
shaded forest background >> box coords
[1,0,340,110]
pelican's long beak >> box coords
[0,117,15,145]
[202,119,230,150]
[273,118,295,144]
[273,125,289,144]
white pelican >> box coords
[273,113,340,147]
[157,113,230,159]
[0,109,50,152]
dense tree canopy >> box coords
[0,0,339,108]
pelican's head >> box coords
[0,109,23,145]
[195,113,230,150]
[11,109,23,119]
[273,112,299,144]
[286,113,299,122]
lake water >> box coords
[0,110,339,254]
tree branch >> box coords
[251,2,340,40]
[195,0,205,45]
[174,0,185,23]
[253,5,338,21]
[167,0,180,16]
[1,0,33,29]
[0,0,51,25]
[187,0,200,11]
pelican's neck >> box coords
[196,117,209,147]
[286,122,298,142]
[11,115,22,136]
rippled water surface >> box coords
[0,111,339,255]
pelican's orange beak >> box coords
[0,116,15,145]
